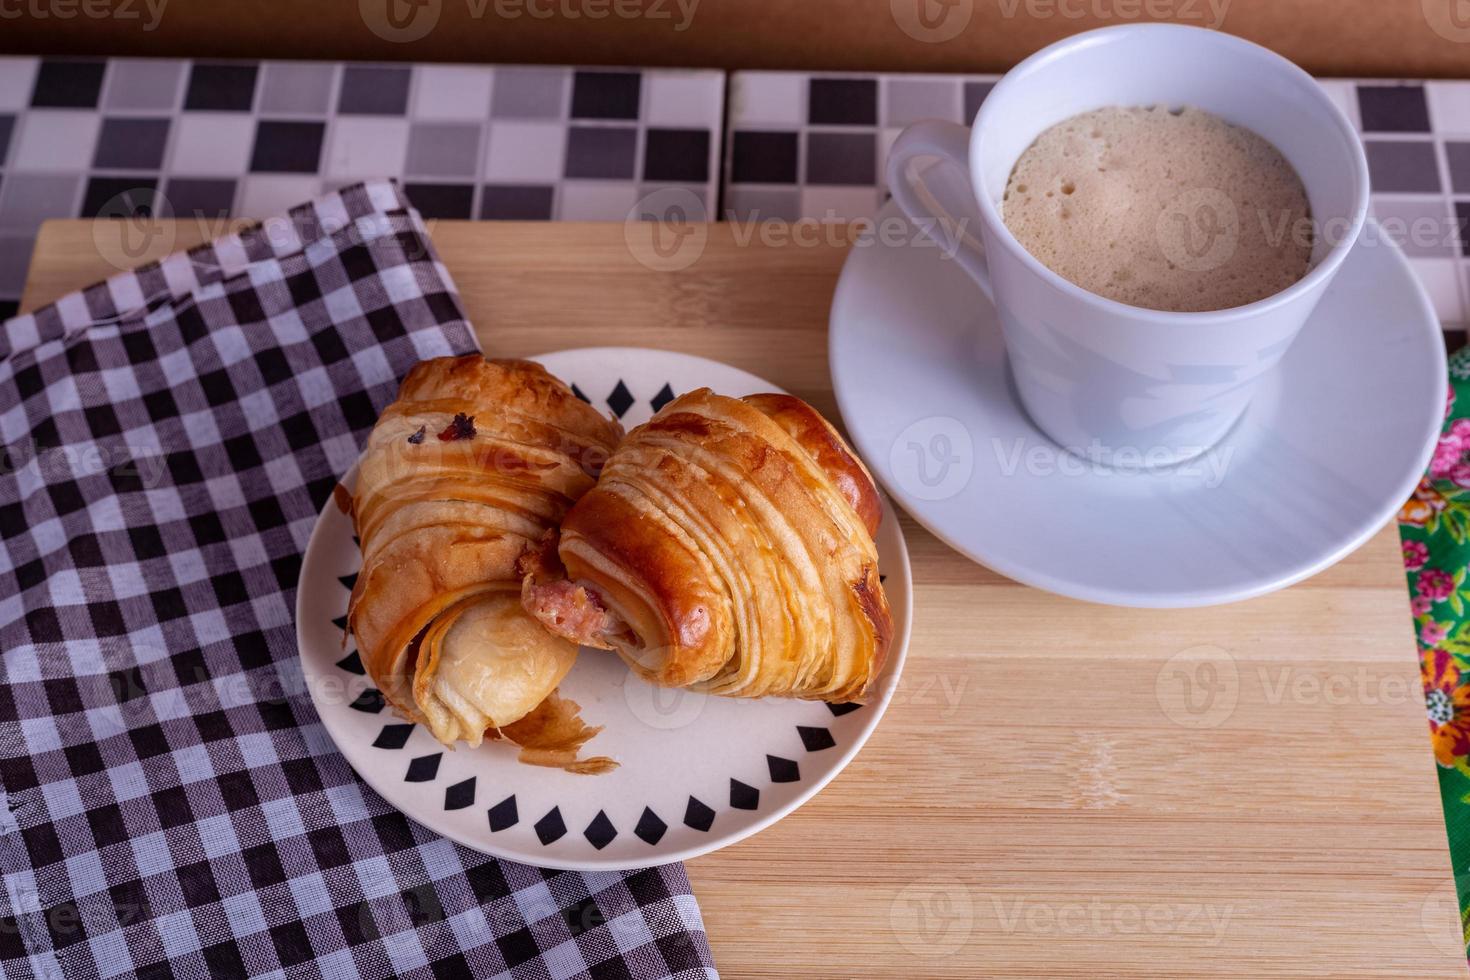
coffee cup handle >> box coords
[885,119,993,300]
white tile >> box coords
[644,71,724,129]
[0,58,38,111]
[558,182,638,221]
[731,72,806,128]
[170,114,256,176]
[484,121,564,181]
[236,175,323,218]
[10,111,100,171]
[413,65,494,120]
[800,185,880,222]
[325,117,409,178]
[1315,79,1360,130]
[1428,81,1470,134]
[1409,257,1465,324]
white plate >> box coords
[831,203,1445,607]
[297,348,911,870]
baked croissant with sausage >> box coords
[344,355,623,770]
[521,389,892,702]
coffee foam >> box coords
[1001,106,1313,313]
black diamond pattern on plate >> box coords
[730,779,759,810]
[535,807,567,845]
[405,753,441,782]
[684,796,715,832]
[335,651,365,675]
[650,383,676,412]
[797,726,836,751]
[606,380,634,418]
[767,755,800,783]
[828,702,862,717]
[570,383,590,404]
[372,723,414,749]
[584,810,617,850]
[488,795,518,831]
[349,689,385,713]
[444,777,476,810]
[339,573,358,590]
[634,807,667,845]
[332,614,349,631]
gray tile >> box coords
[405,122,481,177]
[104,60,184,111]
[723,186,800,222]
[492,67,566,119]
[1365,140,1440,192]
[163,177,236,219]
[338,66,409,115]
[1371,197,1456,257]
[885,78,960,127]
[564,126,636,179]
[259,62,336,115]
[633,186,708,222]
[0,174,80,234]
[963,82,994,124]
[0,235,33,295]
[1447,141,1470,194]
[93,118,170,169]
[805,131,876,186]
[481,184,554,220]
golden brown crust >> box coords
[522,388,892,703]
[348,355,623,760]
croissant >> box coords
[345,355,623,769]
[521,389,892,702]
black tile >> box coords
[767,754,800,782]
[963,82,994,124]
[1357,85,1430,132]
[338,66,411,115]
[634,807,667,845]
[163,178,236,220]
[80,178,160,220]
[0,115,13,163]
[583,810,616,849]
[729,779,759,810]
[643,128,710,182]
[184,63,258,112]
[93,118,171,170]
[403,182,475,219]
[250,120,325,173]
[0,300,16,323]
[808,78,877,125]
[797,725,836,751]
[730,131,798,184]
[487,795,518,832]
[31,60,106,108]
[480,184,554,220]
[1365,140,1441,193]
[805,131,876,186]
[565,126,636,179]
[534,807,566,844]
[570,71,641,119]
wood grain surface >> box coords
[4,0,1468,79]
[22,218,1464,977]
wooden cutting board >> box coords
[23,219,1462,977]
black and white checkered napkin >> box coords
[0,180,718,980]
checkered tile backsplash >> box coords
[0,57,724,319]
[725,71,1470,342]
[3,57,1470,345]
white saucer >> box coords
[297,349,911,870]
[830,204,1446,608]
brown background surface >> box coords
[2,0,1470,78]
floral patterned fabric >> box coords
[1401,345,1470,960]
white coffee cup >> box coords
[886,24,1369,467]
